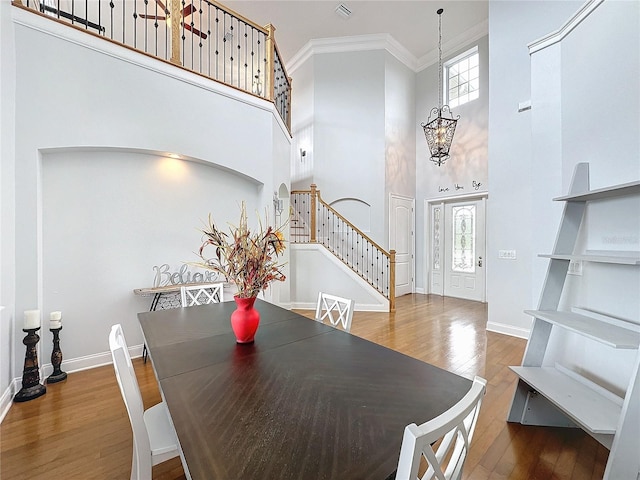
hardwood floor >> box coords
[0,294,608,479]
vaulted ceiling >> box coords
[223,1,488,64]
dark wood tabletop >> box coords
[138,300,471,480]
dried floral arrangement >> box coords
[195,202,286,298]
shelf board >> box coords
[525,310,640,348]
[554,180,640,202]
[539,253,640,265]
[510,366,621,434]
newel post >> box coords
[169,0,181,66]
[389,250,396,313]
[310,184,317,243]
[265,24,276,102]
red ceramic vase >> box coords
[230,296,260,343]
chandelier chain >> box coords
[438,10,443,109]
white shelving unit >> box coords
[508,163,640,479]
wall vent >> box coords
[335,3,352,19]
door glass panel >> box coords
[452,205,475,273]
[433,207,441,270]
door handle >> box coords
[477,256,483,267]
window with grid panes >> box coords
[445,47,479,108]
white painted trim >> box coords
[287,20,488,76]
[424,193,489,300]
[0,379,20,424]
[486,321,531,340]
[425,191,488,205]
[1,345,143,424]
[528,0,605,54]
[39,146,264,185]
[416,19,488,72]
[11,8,292,141]
[290,301,387,313]
[287,33,417,74]
[40,344,144,378]
[414,287,426,295]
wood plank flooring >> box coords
[0,294,608,479]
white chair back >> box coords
[180,282,224,307]
[315,292,355,332]
[109,324,179,480]
[395,376,487,480]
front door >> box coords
[430,198,486,302]
[444,199,486,301]
[390,194,414,296]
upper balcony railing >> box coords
[13,0,291,132]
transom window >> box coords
[445,47,479,108]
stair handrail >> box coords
[291,184,396,312]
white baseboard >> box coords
[1,344,143,424]
[486,321,531,339]
[414,287,426,294]
[0,378,20,424]
[290,301,388,312]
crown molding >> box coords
[287,33,418,74]
[416,19,488,72]
[286,19,489,76]
[528,0,604,54]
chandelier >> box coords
[422,8,459,166]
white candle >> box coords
[24,310,41,330]
[50,311,62,329]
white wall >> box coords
[488,0,639,337]
[2,8,290,405]
[40,149,261,363]
[289,244,388,311]
[415,35,489,292]
[536,0,640,396]
[290,58,314,190]
[487,1,582,337]
[0,0,18,410]
[312,50,387,244]
[384,52,416,239]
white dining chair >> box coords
[180,282,224,307]
[315,292,355,332]
[394,375,487,480]
[109,324,180,480]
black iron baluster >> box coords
[132,0,137,47]
[98,0,101,36]
[121,0,124,43]
[229,17,234,86]
[109,0,114,39]
[142,0,147,52]
[243,24,248,91]
[223,12,227,82]
[84,0,88,29]
[214,8,219,78]
[71,0,75,25]
[198,0,204,74]
[207,3,211,76]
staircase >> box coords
[291,185,396,312]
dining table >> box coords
[138,299,472,480]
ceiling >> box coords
[222,0,488,65]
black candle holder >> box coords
[47,327,67,383]
[14,328,46,402]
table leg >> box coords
[143,293,162,363]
